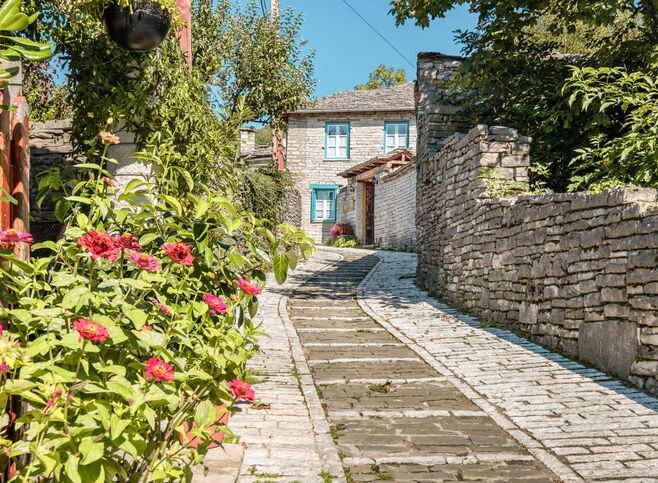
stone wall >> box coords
[416,124,658,393]
[29,120,76,224]
[337,184,356,229]
[286,111,416,243]
[374,162,416,250]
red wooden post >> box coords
[176,0,192,67]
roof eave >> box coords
[286,106,416,116]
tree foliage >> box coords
[355,64,407,90]
[389,0,658,192]
[193,0,315,126]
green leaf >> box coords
[194,400,216,427]
[64,455,82,483]
[272,252,288,284]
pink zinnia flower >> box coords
[144,357,174,382]
[113,233,141,251]
[151,297,172,317]
[229,379,255,402]
[100,131,120,144]
[0,229,33,247]
[78,231,120,261]
[142,325,153,331]
[0,324,4,335]
[0,358,8,373]
[236,278,262,296]
[204,293,227,315]
[130,252,161,271]
[45,390,62,410]
[73,318,109,343]
[161,242,194,266]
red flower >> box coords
[0,358,7,373]
[130,251,161,271]
[142,325,153,331]
[0,229,33,249]
[78,231,120,261]
[144,357,174,382]
[151,297,172,317]
[204,293,227,315]
[73,318,110,343]
[236,278,262,296]
[114,233,141,251]
[161,242,194,266]
[229,379,255,402]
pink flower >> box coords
[78,231,120,261]
[73,318,110,343]
[45,390,62,410]
[229,379,255,402]
[151,297,172,317]
[113,233,141,251]
[142,325,153,331]
[161,242,194,266]
[330,225,343,238]
[100,131,120,144]
[236,278,262,296]
[144,357,174,382]
[0,229,33,248]
[0,324,4,336]
[0,358,7,373]
[204,293,227,315]
[130,251,161,271]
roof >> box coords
[337,149,414,179]
[290,82,415,115]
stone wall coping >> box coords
[31,119,72,131]
[417,52,465,61]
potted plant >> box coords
[103,1,171,52]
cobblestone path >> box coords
[288,252,558,482]
[209,248,658,482]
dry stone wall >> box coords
[416,124,658,393]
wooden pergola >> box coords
[337,149,414,182]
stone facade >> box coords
[416,123,658,393]
[286,84,417,243]
[373,162,417,250]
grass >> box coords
[370,464,394,480]
[319,471,335,482]
[249,466,283,479]
[329,423,346,443]
[368,380,392,394]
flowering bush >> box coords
[329,224,354,238]
[0,139,313,481]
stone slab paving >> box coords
[196,250,346,483]
[353,247,658,482]
[289,250,558,482]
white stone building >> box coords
[284,83,416,243]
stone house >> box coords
[284,83,416,243]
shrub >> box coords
[329,224,354,238]
[326,235,361,249]
[0,137,313,481]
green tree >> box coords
[389,0,658,192]
[355,64,407,90]
[193,0,315,126]
[255,126,273,147]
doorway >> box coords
[364,181,375,245]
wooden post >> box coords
[270,0,285,171]
[176,0,192,67]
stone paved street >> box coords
[219,248,658,482]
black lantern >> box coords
[103,1,172,53]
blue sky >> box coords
[278,1,477,97]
